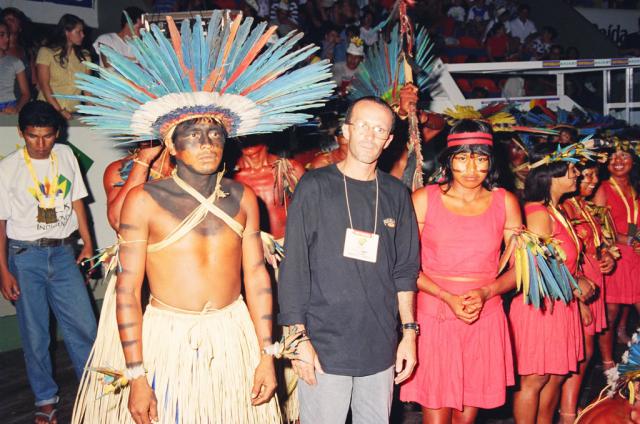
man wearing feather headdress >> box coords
[70,11,334,424]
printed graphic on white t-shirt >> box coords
[0,144,88,241]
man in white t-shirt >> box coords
[93,7,144,68]
[0,101,97,424]
[505,4,537,44]
[333,37,364,96]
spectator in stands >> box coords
[92,7,144,69]
[529,26,557,60]
[0,21,29,114]
[334,25,359,63]
[447,0,466,23]
[270,0,300,25]
[333,36,364,96]
[547,44,564,60]
[36,14,90,120]
[328,0,358,28]
[0,8,34,95]
[506,3,537,44]
[486,22,510,61]
[502,76,525,97]
[360,7,378,46]
[271,1,301,36]
[321,23,340,62]
[565,46,580,59]
[483,6,511,42]
[467,0,490,24]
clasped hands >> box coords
[441,286,491,325]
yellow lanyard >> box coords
[22,147,59,209]
[549,203,581,255]
[570,197,602,249]
[609,178,638,226]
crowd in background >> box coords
[0,0,631,117]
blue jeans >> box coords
[8,241,97,406]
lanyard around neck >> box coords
[548,203,581,255]
[609,178,638,225]
[343,172,379,235]
[22,147,59,208]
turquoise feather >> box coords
[63,13,334,141]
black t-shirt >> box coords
[278,164,419,376]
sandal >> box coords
[34,408,57,424]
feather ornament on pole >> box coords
[348,0,435,191]
[64,12,335,143]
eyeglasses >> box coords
[346,121,391,139]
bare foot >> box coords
[34,404,57,424]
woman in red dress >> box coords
[400,120,521,423]
[510,143,594,424]
[559,160,616,422]
[593,148,640,370]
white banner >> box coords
[576,7,640,47]
[2,0,98,27]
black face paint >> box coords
[173,120,226,152]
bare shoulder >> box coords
[103,157,128,186]
[221,177,246,200]
[524,202,552,236]
[122,183,154,212]
[593,183,608,206]
[503,190,521,212]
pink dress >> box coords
[564,198,607,335]
[601,181,640,304]
[400,185,514,410]
[509,203,584,376]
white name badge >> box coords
[343,228,379,263]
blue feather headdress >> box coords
[348,24,435,105]
[65,12,335,142]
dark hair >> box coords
[345,96,396,133]
[322,23,340,37]
[0,7,32,51]
[600,147,640,191]
[0,7,28,28]
[524,143,570,204]
[18,100,62,132]
[518,4,530,12]
[487,22,505,38]
[438,119,498,191]
[47,14,87,67]
[121,7,144,29]
[542,26,557,39]
[345,25,359,39]
[0,21,8,34]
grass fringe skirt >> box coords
[72,271,282,423]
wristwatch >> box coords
[401,322,420,335]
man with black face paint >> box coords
[107,116,282,424]
[69,12,334,424]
